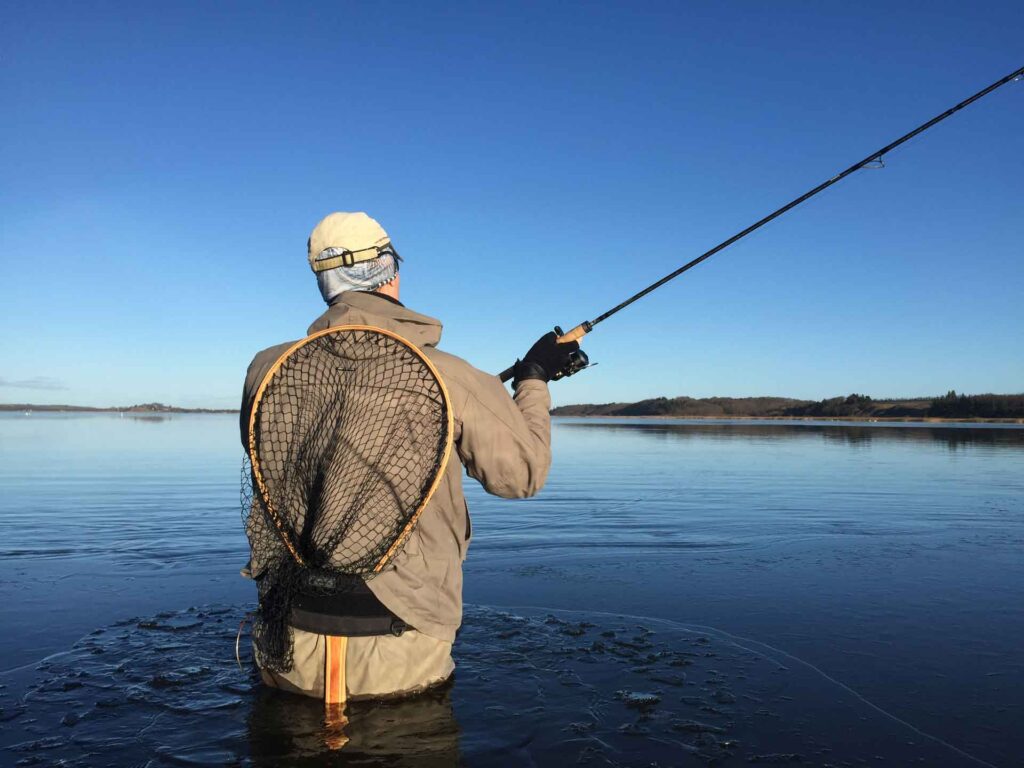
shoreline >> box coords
[0,405,237,414]
[553,414,1024,425]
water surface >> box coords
[1,414,1021,765]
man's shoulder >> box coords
[423,347,505,407]
[244,340,300,395]
[425,347,484,381]
[249,340,297,365]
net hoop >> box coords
[246,324,454,572]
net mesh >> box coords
[241,327,451,672]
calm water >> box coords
[1,413,1022,766]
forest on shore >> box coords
[552,391,1024,420]
[0,402,233,414]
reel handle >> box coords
[497,322,592,383]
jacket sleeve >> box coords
[455,374,552,499]
[239,357,262,450]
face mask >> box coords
[316,252,400,304]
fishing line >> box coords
[499,64,1023,382]
[496,603,1000,767]
[682,622,1001,768]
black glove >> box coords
[513,331,580,385]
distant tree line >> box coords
[555,396,807,418]
[0,402,236,413]
[927,391,1024,418]
[785,393,881,417]
[552,392,1024,419]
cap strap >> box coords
[311,244,387,273]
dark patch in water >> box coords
[0,605,988,766]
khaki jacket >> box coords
[240,291,552,641]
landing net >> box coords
[242,325,452,672]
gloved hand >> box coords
[513,331,580,385]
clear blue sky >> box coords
[1,1,1021,408]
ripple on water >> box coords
[0,605,975,767]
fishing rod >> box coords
[499,64,1024,383]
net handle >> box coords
[247,324,455,570]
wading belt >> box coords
[290,580,410,638]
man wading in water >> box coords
[240,211,581,700]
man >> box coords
[240,211,580,700]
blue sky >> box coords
[1,1,1021,408]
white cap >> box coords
[307,212,392,273]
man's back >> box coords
[241,291,552,643]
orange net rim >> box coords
[246,324,454,571]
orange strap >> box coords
[325,635,348,706]
[323,635,349,749]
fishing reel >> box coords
[497,324,592,383]
[551,326,591,380]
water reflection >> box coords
[123,413,174,423]
[247,683,459,767]
[556,418,1024,451]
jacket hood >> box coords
[306,291,443,348]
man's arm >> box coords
[455,374,552,499]
[453,328,586,499]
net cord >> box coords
[246,324,455,571]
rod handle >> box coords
[497,322,592,383]
[556,323,589,344]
